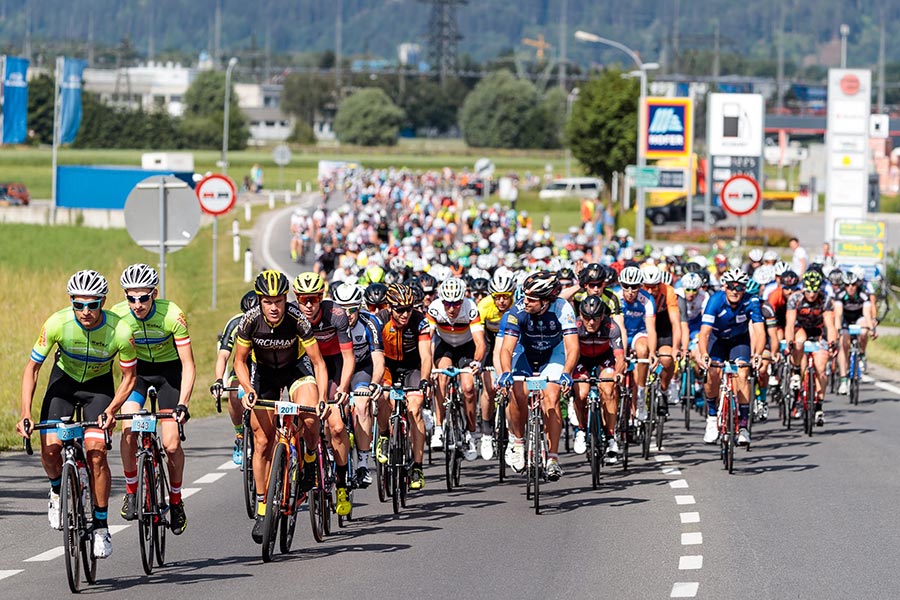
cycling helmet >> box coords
[364,282,388,306]
[522,271,560,299]
[720,268,749,286]
[389,256,408,272]
[579,294,610,320]
[363,265,386,284]
[681,272,703,291]
[773,261,789,276]
[827,268,844,287]
[407,279,425,304]
[240,290,258,313]
[578,263,604,286]
[120,263,159,290]
[683,262,701,274]
[292,272,326,295]
[385,283,415,307]
[558,267,576,286]
[780,270,800,290]
[748,249,764,262]
[615,227,630,239]
[332,283,363,308]
[641,264,662,285]
[489,270,516,294]
[745,279,761,296]
[807,262,824,275]
[802,270,823,293]
[601,265,618,286]
[619,266,643,287]
[438,278,467,302]
[843,271,861,286]
[752,264,775,286]
[763,250,779,262]
[850,265,866,280]
[419,273,437,293]
[67,269,109,297]
[661,270,673,286]
[698,270,711,286]
[470,277,490,295]
[254,270,290,296]
[383,270,402,285]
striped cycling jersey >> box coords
[503,297,577,360]
[427,297,483,347]
[615,288,656,338]
[111,299,190,363]
[306,300,353,357]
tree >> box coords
[400,78,467,135]
[27,75,55,145]
[333,88,405,146]
[182,70,248,149]
[567,68,639,181]
[281,72,337,127]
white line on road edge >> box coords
[678,555,703,570]
[193,472,226,484]
[862,375,900,397]
[181,487,202,500]
[681,532,703,545]
[0,570,23,581]
[24,547,64,562]
[671,582,700,597]
[680,512,700,524]
[109,525,131,535]
[669,479,689,489]
[675,495,696,505]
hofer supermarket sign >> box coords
[640,97,693,160]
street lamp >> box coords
[575,30,657,245]
[213,56,238,311]
[840,24,850,68]
[565,87,579,178]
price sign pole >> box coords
[196,174,237,310]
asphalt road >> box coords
[4,367,900,599]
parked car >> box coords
[0,182,30,206]
[646,196,726,226]
[538,177,604,200]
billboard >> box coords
[641,97,693,160]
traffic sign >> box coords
[835,240,884,260]
[626,165,689,191]
[196,173,236,216]
[835,220,886,241]
[124,175,200,254]
[719,174,761,217]
[272,144,292,166]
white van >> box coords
[538,177,604,200]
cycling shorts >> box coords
[511,342,566,383]
[575,357,616,378]
[40,363,113,429]
[253,355,316,402]
[709,335,751,363]
[434,338,477,368]
[127,359,182,411]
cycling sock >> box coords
[93,507,108,529]
[170,482,182,504]
[256,495,266,516]
[49,477,61,495]
[547,452,559,461]
[707,399,718,417]
[234,424,244,436]
[124,469,138,494]
[358,451,370,467]
[336,464,348,488]
[758,388,768,404]
[738,404,749,421]
[303,451,317,464]
[412,462,422,470]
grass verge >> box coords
[868,335,900,371]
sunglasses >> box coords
[72,299,102,311]
[392,305,413,314]
[523,295,543,303]
[585,282,603,288]
[492,293,513,300]
[683,288,698,294]
[724,283,746,292]
[621,284,641,291]
[344,307,359,315]
[298,295,322,305]
[442,300,463,308]
[126,293,153,304]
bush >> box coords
[653,226,794,247]
[333,88,405,146]
[288,120,316,145]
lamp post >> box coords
[840,24,849,68]
[565,87,579,178]
[212,56,238,310]
[575,30,657,245]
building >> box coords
[243,106,294,146]
[83,62,195,117]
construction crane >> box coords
[523,34,552,61]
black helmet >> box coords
[364,282,388,306]
[240,290,258,313]
[578,263,604,286]
[470,277,490,294]
[780,270,800,290]
[601,265,618,286]
[254,269,290,297]
[579,294,610,320]
[406,278,425,304]
[558,267,576,287]
[522,271,560,299]
[419,273,437,293]
[827,268,844,287]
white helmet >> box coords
[748,249,764,262]
[672,244,685,257]
[332,282,364,308]
[119,263,159,290]
[437,278,466,302]
[850,265,866,280]
[489,270,516,294]
[681,272,703,290]
[661,270,673,286]
[619,266,643,286]
[340,256,356,270]
[690,255,708,269]
[773,261,789,275]
[616,228,630,238]
[641,264,662,285]
[763,250,779,262]
[720,268,749,285]
[753,264,775,285]
[68,269,109,297]
[620,247,634,261]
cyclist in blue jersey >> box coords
[497,272,579,481]
[697,268,765,446]
[616,266,657,421]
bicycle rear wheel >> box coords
[137,454,156,575]
[61,463,84,593]
[309,486,325,543]
[533,416,542,515]
[262,443,286,562]
[280,454,301,553]
[154,449,169,567]
[376,457,388,502]
[496,397,508,482]
[242,422,256,520]
[588,405,600,490]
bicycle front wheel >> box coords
[242,427,256,520]
[533,416,542,515]
[154,455,169,567]
[280,454,301,553]
[588,405,600,490]
[805,369,816,437]
[726,395,736,474]
[137,453,156,575]
[496,397,508,482]
[61,463,84,593]
[262,443,286,563]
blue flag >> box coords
[2,56,29,144]
[59,58,86,144]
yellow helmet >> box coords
[254,270,290,296]
[292,272,326,295]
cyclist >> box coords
[17,270,136,559]
[210,290,258,466]
[497,271,579,481]
[641,264,681,410]
[785,270,837,426]
[419,273,438,307]
[676,272,709,405]
[292,272,356,516]
[572,295,626,462]
[113,264,195,536]
[697,268,765,446]
[616,266,657,421]
[374,283,433,490]
[332,282,386,486]
[427,277,486,461]
[233,270,329,544]
[573,263,626,346]
[469,277,490,305]
[834,271,872,394]
[476,269,516,459]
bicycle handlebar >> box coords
[22,417,113,454]
[115,411,186,442]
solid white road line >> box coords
[679,512,700,524]
[0,570,23,581]
[862,375,900,397]
[670,582,700,597]
[109,525,130,535]
[681,532,703,545]
[24,547,64,562]
[181,487,202,500]
[669,479,689,489]
[674,495,696,505]
[678,555,703,570]
[193,473,226,484]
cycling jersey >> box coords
[306,299,353,357]
[111,299,190,363]
[677,290,709,336]
[615,288,656,338]
[787,291,834,337]
[765,286,789,328]
[477,295,506,334]
[235,303,317,369]
[350,312,384,366]
[645,283,678,339]
[835,290,870,325]
[701,291,764,339]
[576,318,624,360]
[427,298,483,346]
[503,298,577,363]
[376,308,431,371]
[218,313,243,354]
[31,307,137,383]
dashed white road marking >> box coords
[675,495,696,505]
[679,555,703,570]
[655,454,673,462]
[193,472,226,484]
[670,581,700,597]
[109,524,130,535]
[862,375,900,396]
[681,532,703,545]
[669,479,689,489]
[24,547,64,562]
[0,570,23,581]
[180,487,202,500]
[661,467,682,475]
[680,512,700,524]
[218,460,238,470]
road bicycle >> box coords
[433,367,473,491]
[642,359,665,459]
[24,407,112,593]
[580,371,618,490]
[377,383,419,515]
[678,354,696,431]
[212,383,255,519]
[707,360,744,474]
[512,375,549,515]
[846,325,865,406]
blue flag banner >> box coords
[2,56,29,144]
[59,58,86,144]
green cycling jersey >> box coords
[30,307,138,382]
[111,298,191,363]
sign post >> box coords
[272,144,292,190]
[197,173,237,310]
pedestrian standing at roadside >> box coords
[789,238,808,275]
